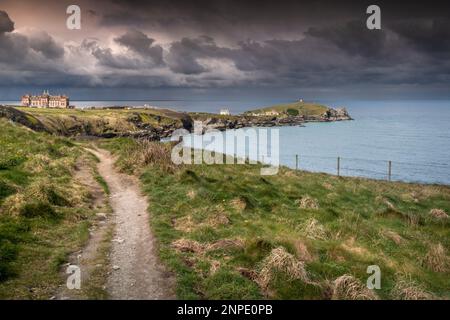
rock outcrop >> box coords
[0,105,352,140]
[0,105,50,132]
[320,107,352,121]
[193,106,352,132]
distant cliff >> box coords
[191,102,352,132]
[0,102,351,140]
[0,106,192,140]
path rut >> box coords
[89,148,175,300]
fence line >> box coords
[296,154,449,169]
[291,154,448,182]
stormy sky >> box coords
[0,0,449,101]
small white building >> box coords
[219,108,231,115]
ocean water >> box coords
[179,100,450,185]
[2,99,449,185]
[272,101,450,185]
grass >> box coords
[102,137,450,300]
[0,119,104,299]
[244,101,330,117]
[13,106,188,136]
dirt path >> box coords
[56,154,112,300]
[89,148,175,300]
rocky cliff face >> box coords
[1,105,351,140]
[0,105,50,132]
[320,107,352,121]
[0,106,193,140]
[194,106,352,132]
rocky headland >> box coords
[0,103,352,140]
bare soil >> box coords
[89,148,176,300]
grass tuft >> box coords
[332,275,378,300]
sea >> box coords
[2,99,449,185]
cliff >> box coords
[191,104,352,132]
[0,102,351,140]
[0,106,192,140]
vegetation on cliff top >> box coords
[8,106,191,137]
[101,138,449,300]
[0,119,106,298]
[244,101,330,116]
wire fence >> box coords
[285,154,449,184]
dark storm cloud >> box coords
[389,18,450,56]
[0,10,14,33]
[92,46,144,69]
[0,10,64,66]
[0,11,30,64]
[1,1,450,98]
[114,30,164,65]
[28,31,65,59]
[166,36,232,74]
[306,20,387,58]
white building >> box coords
[219,108,231,115]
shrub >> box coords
[0,156,25,170]
[286,108,299,116]
[120,139,178,173]
[0,180,15,200]
[19,201,57,218]
[0,240,18,281]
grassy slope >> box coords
[0,119,101,298]
[12,107,187,135]
[245,101,329,116]
[103,138,449,300]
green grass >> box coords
[244,101,329,117]
[103,138,450,300]
[12,106,188,136]
[0,119,103,299]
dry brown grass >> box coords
[392,278,434,300]
[332,275,378,300]
[323,182,334,190]
[173,215,196,233]
[209,260,221,275]
[341,237,371,257]
[171,239,205,253]
[382,230,403,245]
[236,267,258,280]
[257,247,309,290]
[429,209,449,219]
[186,189,197,199]
[296,195,319,210]
[209,213,230,226]
[171,238,244,254]
[1,177,86,216]
[230,197,247,212]
[301,218,327,240]
[423,243,448,273]
[173,210,229,233]
[126,139,178,173]
[293,240,314,262]
[22,154,51,173]
[207,238,244,251]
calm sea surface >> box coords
[2,99,449,185]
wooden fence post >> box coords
[295,154,299,170]
[388,161,392,181]
[337,157,340,176]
